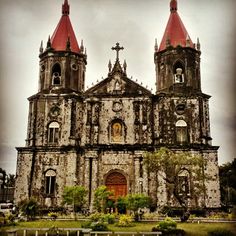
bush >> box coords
[18,198,39,220]
[116,197,126,214]
[89,213,115,224]
[208,229,235,236]
[90,221,108,231]
[81,220,92,228]
[48,212,58,220]
[89,212,102,222]
[157,217,177,231]
[102,213,115,224]
[117,214,133,227]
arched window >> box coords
[173,61,184,83]
[178,170,190,196]
[48,122,60,144]
[45,170,56,195]
[176,120,187,143]
[52,63,61,85]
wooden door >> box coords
[105,172,127,199]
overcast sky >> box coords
[0,0,235,174]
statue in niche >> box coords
[112,122,122,142]
[174,68,184,83]
[114,80,121,91]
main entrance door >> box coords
[105,172,127,199]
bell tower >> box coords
[38,0,87,93]
[154,0,201,94]
[15,0,86,206]
[154,0,213,147]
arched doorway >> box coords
[105,172,127,199]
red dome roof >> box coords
[51,0,80,53]
[159,0,194,52]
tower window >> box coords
[173,62,184,83]
[48,122,60,144]
[176,120,188,143]
[51,63,61,85]
[45,170,56,195]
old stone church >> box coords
[15,0,221,210]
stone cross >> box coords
[112,42,124,60]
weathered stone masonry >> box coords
[15,0,221,210]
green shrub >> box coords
[90,221,108,231]
[81,220,92,228]
[89,213,115,224]
[102,213,115,224]
[89,212,102,221]
[116,197,127,214]
[48,212,58,220]
[117,214,133,227]
[157,217,177,231]
[208,229,235,236]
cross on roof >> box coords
[112,42,124,60]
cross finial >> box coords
[112,42,124,60]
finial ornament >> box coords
[62,0,70,15]
[197,38,201,50]
[123,60,127,73]
[112,42,124,61]
[80,39,84,53]
[39,40,43,53]
[47,35,51,49]
[170,0,177,12]
[154,38,158,51]
[108,60,112,73]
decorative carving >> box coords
[49,106,60,117]
[112,101,123,112]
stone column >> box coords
[90,157,99,211]
[142,164,149,195]
[84,157,91,205]
[134,157,140,193]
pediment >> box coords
[85,73,152,97]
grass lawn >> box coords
[1,221,236,236]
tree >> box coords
[219,158,236,207]
[18,198,39,221]
[125,193,150,221]
[62,186,87,218]
[93,185,113,213]
[5,174,16,187]
[144,147,208,221]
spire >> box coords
[108,60,112,73]
[170,0,177,12]
[39,40,43,53]
[47,35,51,49]
[154,38,158,52]
[158,0,194,51]
[123,60,127,74]
[51,0,80,53]
[62,0,70,15]
[197,38,201,51]
[80,39,84,53]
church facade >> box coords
[15,0,221,210]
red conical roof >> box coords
[51,0,80,53]
[159,0,194,52]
